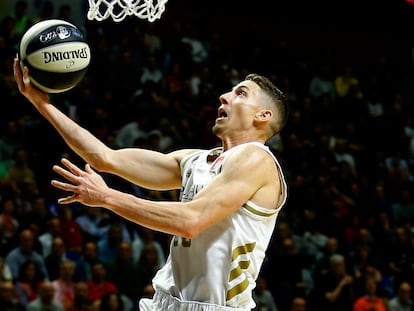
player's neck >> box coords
[221,137,265,151]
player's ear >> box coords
[255,110,272,121]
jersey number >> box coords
[173,236,192,247]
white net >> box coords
[87,0,168,23]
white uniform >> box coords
[139,142,287,310]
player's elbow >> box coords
[177,199,218,238]
[176,217,204,239]
[87,152,113,172]
[87,156,107,172]
[176,223,200,239]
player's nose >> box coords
[219,92,230,105]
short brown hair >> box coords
[245,73,289,134]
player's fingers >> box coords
[52,164,79,183]
[61,158,84,176]
[13,59,23,84]
[85,163,94,174]
[50,179,77,192]
[57,195,77,205]
[22,66,30,84]
[13,58,20,76]
[13,59,31,89]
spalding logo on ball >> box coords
[19,19,91,93]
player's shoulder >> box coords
[224,142,277,169]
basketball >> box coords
[19,19,91,94]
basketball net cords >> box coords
[87,0,167,23]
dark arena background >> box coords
[1,0,414,310]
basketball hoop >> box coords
[87,0,168,23]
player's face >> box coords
[213,80,262,137]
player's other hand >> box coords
[51,158,111,207]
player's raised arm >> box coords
[13,59,187,190]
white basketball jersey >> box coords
[152,142,287,309]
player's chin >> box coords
[212,123,223,136]
[213,117,228,127]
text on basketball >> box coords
[43,48,89,63]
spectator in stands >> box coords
[385,226,414,289]
[131,226,165,267]
[136,244,162,296]
[289,296,307,311]
[334,65,363,100]
[15,259,44,307]
[98,292,122,311]
[390,188,414,227]
[353,276,388,311]
[353,264,393,300]
[0,279,24,311]
[308,64,336,100]
[0,256,12,281]
[388,281,413,311]
[67,280,98,311]
[0,196,20,256]
[105,241,141,303]
[268,237,314,310]
[6,146,39,199]
[26,281,64,311]
[97,222,123,265]
[253,275,279,311]
[38,216,62,257]
[57,4,73,23]
[74,241,98,282]
[87,261,117,304]
[312,237,341,281]
[20,195,51,237]
[7,1,30,37]
[5,229,48,281]
[52,259,76,310]
[309,254,355,311]
[44,237,68,281]
[75,207,110,243]
[0,120,24,171]
[58,205,84,260]
[385,150,413,199]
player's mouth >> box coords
[216,107,228,121]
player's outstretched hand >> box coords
[51,158,110,207]
[13,58,49,105]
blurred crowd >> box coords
[1,1,414,311]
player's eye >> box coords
[236,90,246,97]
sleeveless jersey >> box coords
[152,142,287,309]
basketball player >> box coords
[13,59,289,311]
